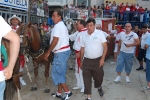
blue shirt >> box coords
[145,35,150,60]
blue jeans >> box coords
[0,81,6,100]
[146,59,150,82]
[116,51,134,74]
[51,50,70,86]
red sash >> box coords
[54,45,70,52]
[0,61,4,71]
[19,54,25,68]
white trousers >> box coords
[75,59,84,88]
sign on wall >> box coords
[0,0,29,11]
[37,8,44,17]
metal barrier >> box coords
[0,6,28,23]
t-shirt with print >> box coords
[120,31,139,53]
[0,16,12,82]
[50,21,70,53]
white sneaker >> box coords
[72,86,81,90]
[20,80,26,85]
[114,76,121,82]
[80,88,84,93]
[126,76,130,83]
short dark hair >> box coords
[78,19,86,27]
[86,17,96,25]
[141,25,147,29]
[54,10,63,20]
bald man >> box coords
[96,24,110,39]
[114,23,140,83]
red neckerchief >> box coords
[117,29,124,34]
[11,26,17,30]
[79,28,87,32]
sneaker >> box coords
[126,76,130,83]
[143,69,146,71]
[136,66,143,70]
[51,93,62,99]
[20,80,26,85]
[98,87,104,97]
[72,86,81,90]
[80,88,84,93]
[110,62,115,64]
[114,76,121,82]
[62,92,73,100]
[85,98,92,100]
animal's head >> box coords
[16,22,34,46]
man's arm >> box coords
[117,40,122,53]
[126,38,140,47]
[44,37,59,61]
[100,42,108,67]
[80,47,84,68]
[145,44,149,49]
[3,30,20,79]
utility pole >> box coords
[28,0,31,22]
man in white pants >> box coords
[69,19,87,93]
[8,15,26,85]
[110,25,125,64]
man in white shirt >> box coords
[44,11,72,100]
[0,16,20,100]
[69,19,87,93]
[80,18,108,100]
[8,15,27,86]
[114,23,140,83]
[110,25,124,64]
[136,26,150,71]
[96,24,110,39]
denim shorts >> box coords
[146,59,150,82]
[116,51,134,74]
[0,81,6,100]
[51,50,70,86]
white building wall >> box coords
[67,0,73,5]
[136,0,150,9]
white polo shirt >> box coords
[81,29,107,59]
[120,31,139,53]
[50,21,70,53]
[0,16,12,82]
[141,31,150,49]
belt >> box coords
[54,45,70,52]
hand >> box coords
[75,52,80,58]
[3,67,13,80]
[99,59,104,67]
[125,44,131,48]
[44,52,50,61]
[79,61,83,70]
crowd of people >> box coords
[63,1,150,23]
[1,6,150,100]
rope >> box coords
[17,88,22,100]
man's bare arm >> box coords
[126,38,140,47]
[3,30,20,69]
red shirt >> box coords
[43,25,48,31]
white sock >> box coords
[65,91,70,94]
[56,92,61,95]
[20,77,23,81]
